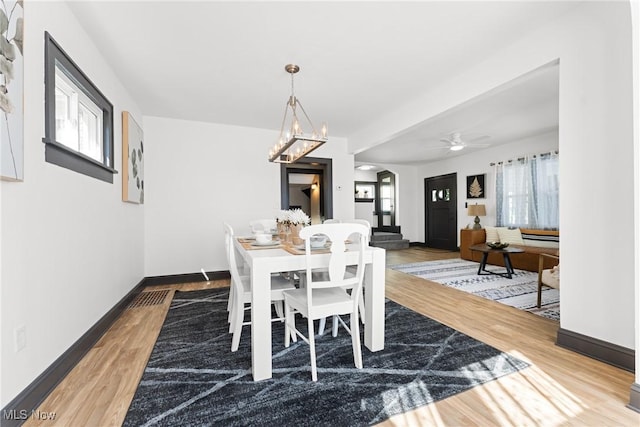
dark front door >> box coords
[376,170,398,232]
[425,173,457,250]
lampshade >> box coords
[468,204,486,230]
[268,64,328,164]
[467,204,486,216]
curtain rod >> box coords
[489,150,558,166]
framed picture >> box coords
[0,0,24,181]
[122,111,144,204]
[466,174,485,199]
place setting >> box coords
[237,232,283,250]
[285,234,333,255]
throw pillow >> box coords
[497,227,525,245]
[485,226,501,243]
[521,230,560,248]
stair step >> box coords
[370,239,410,250]
[371,232,404,242]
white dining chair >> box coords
[349,219,371,243]
[282,223,368,381]
[317,219,371,336]
[223,223,296,352]
[249,219,277,234]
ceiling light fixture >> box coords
[357,165,371,170]
[449,145,465,151]
[269,64,328,164]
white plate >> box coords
[251,241,280,247]
[294,243,330,250]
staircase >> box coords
[370,231,410,250]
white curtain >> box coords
[495,152,559,229]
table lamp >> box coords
[468,204,486,230]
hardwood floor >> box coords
[23,247,639,426]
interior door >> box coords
[425,173,457,250]
[376,170,397,232]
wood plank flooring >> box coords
[23,247,639,426]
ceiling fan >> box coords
[439,132,490,151]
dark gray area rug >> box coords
[123,288,528,426]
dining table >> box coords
[233,237,386,381]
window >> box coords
[354,181,375,202]
[495,152,559,229]
[43,32,116,182]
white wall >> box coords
[0,1,144,406]
[143,116,354,277]
[350,2,635,350]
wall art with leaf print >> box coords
[0,0,23,181]
[466,174,485,199]
[122,112,144,204]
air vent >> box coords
[127,290,170,309]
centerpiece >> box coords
[487,241,509,249]
[276,208,310,244]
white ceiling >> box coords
[289,173,318,185]
[355,61,560,165]
[67,1,573,165]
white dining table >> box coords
[233,238,386,381]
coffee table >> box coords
[469,244,525,279]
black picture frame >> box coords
[466,174,485,199]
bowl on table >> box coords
[310,235,327,249]
[486,241,509,249]
[255,233,272,245]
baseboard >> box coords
[1,278,147,427]
[628,383,640,413]
[143,270,230,286]
[556,328,635,372]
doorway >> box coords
[280,157,333,223]
[375,170,399,232]
[288,172,322,223]
[425,173,458,250]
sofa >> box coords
[460,227,559,272]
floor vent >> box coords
[127,290,170,309]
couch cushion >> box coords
[521,228,560,249]
[541,265,560,289]
[497,227,524,245]
[485,226,501,243]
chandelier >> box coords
[268,64,328,163]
